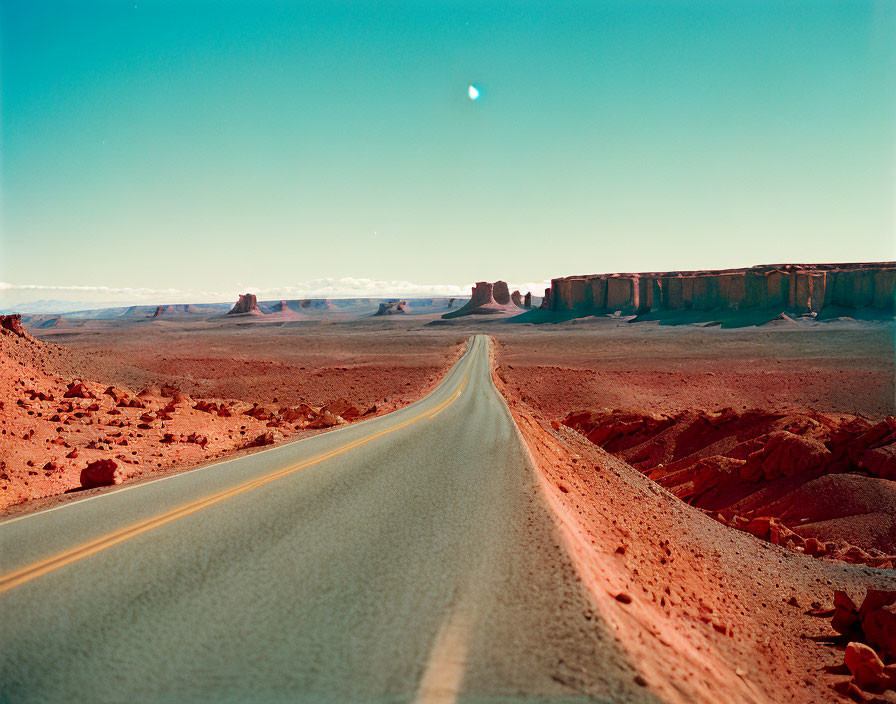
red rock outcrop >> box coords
[492,281,511,305]
[0,314,28,337]
[562,408,896,567]
[228,293,261,315]
[511,290,524,307]
[545,262,896,318]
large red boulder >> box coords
[80,459,122,489]
[860,590,896,662]
[861,442,896,480]
[832,590,861,636]
[844,642,896,692]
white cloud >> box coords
[0,277,550,313]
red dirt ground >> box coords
[0,320,465,513]
[491,323,896,702]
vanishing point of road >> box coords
[1,335,656,704]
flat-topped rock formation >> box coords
[442,281,524,318]
[545,263,896,318]
[152,304,201,318]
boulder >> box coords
[844,642,896,692]
[80,459,122,489]
[321,398,360,420]
[280,404,317,423]
[64,381,95,399]
[103,386,130,402]
[307,410,342,429]
[860,442,896,481]
[243,403,272,420]
[860,590,896,662]
[245,432,276,448]
[832,590,861,636]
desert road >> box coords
[0,335,654,704]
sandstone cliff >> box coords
[546,263,896,318]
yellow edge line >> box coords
[0,365,473,596]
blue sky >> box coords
[2,0,894,307]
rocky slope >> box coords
[491,341,896,703]
[561,408,896,568]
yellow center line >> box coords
[0,366,473,596]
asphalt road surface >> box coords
[1,335,655,704]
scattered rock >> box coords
[307,410,342,429]
[63,381,95,399]
[244,432,276,448]
[321,398,360,420]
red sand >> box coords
[0,321,465,513]
[491,339,895,703]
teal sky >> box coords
[2,0,895,307]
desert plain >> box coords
[1,278,895,703]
